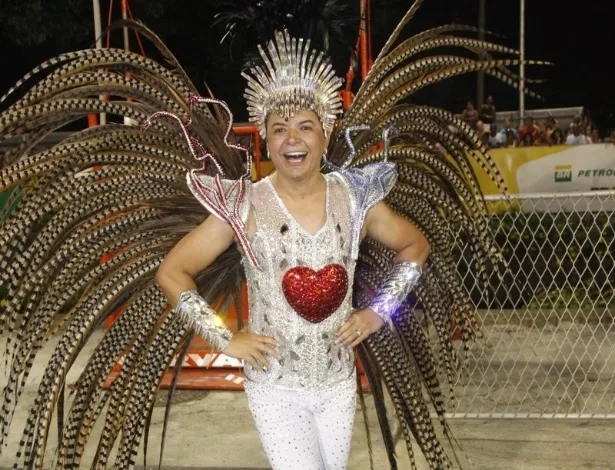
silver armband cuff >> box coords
[175,290,233,351]
[369,261,423,321]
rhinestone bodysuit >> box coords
[242,174,356,390]
[187,163,396,391]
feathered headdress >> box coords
[242,30,344,137]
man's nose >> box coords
[286,127,299,143]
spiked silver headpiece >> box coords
[242,30,343,138]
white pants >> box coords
[244,376,357,470]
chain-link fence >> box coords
[446,191,615,419]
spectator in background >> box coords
[588,129,600,144]
[544,117,564,145]
[549,126,565,145]
[520,132,534,147]
[569,114,583,133]
[581,114,594,135]
[533,120,548,146]
[462,100,479,129]
[487,124,499,148]
[518,116,541,146]
[504,129,518,148]
[495,118,519,147]
[479,95,497,125]
[566,124,591,145]
[475,120,485,136]
[475,120,490,147]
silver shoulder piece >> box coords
[332,162,397,259]
[186,173,252,226]
[187,173,258,267]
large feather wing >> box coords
[330,2,545,468]
[0,20,244,469]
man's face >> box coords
[265,110,328,182]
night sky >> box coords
[1,0,614,132]
[428,0,615,128]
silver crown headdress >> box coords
[242,30,343,138]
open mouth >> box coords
[283,151,308,163]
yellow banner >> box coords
[474,144,615,195]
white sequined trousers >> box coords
[245,376,357,470]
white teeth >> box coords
[283,151,307,157]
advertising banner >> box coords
[484,144,615,194]
[473,144,615,212]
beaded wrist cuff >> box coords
[369,262,423,321]
[175,290,233,351]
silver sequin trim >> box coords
[369,261,423,320]
[175,290,233,351]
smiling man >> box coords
[156,51,430,467]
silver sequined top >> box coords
[242,174,355,390]
[189,162,397,391]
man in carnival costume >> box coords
[0,1,537,468]
[156,29,430,470]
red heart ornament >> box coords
[282,264,349,323]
